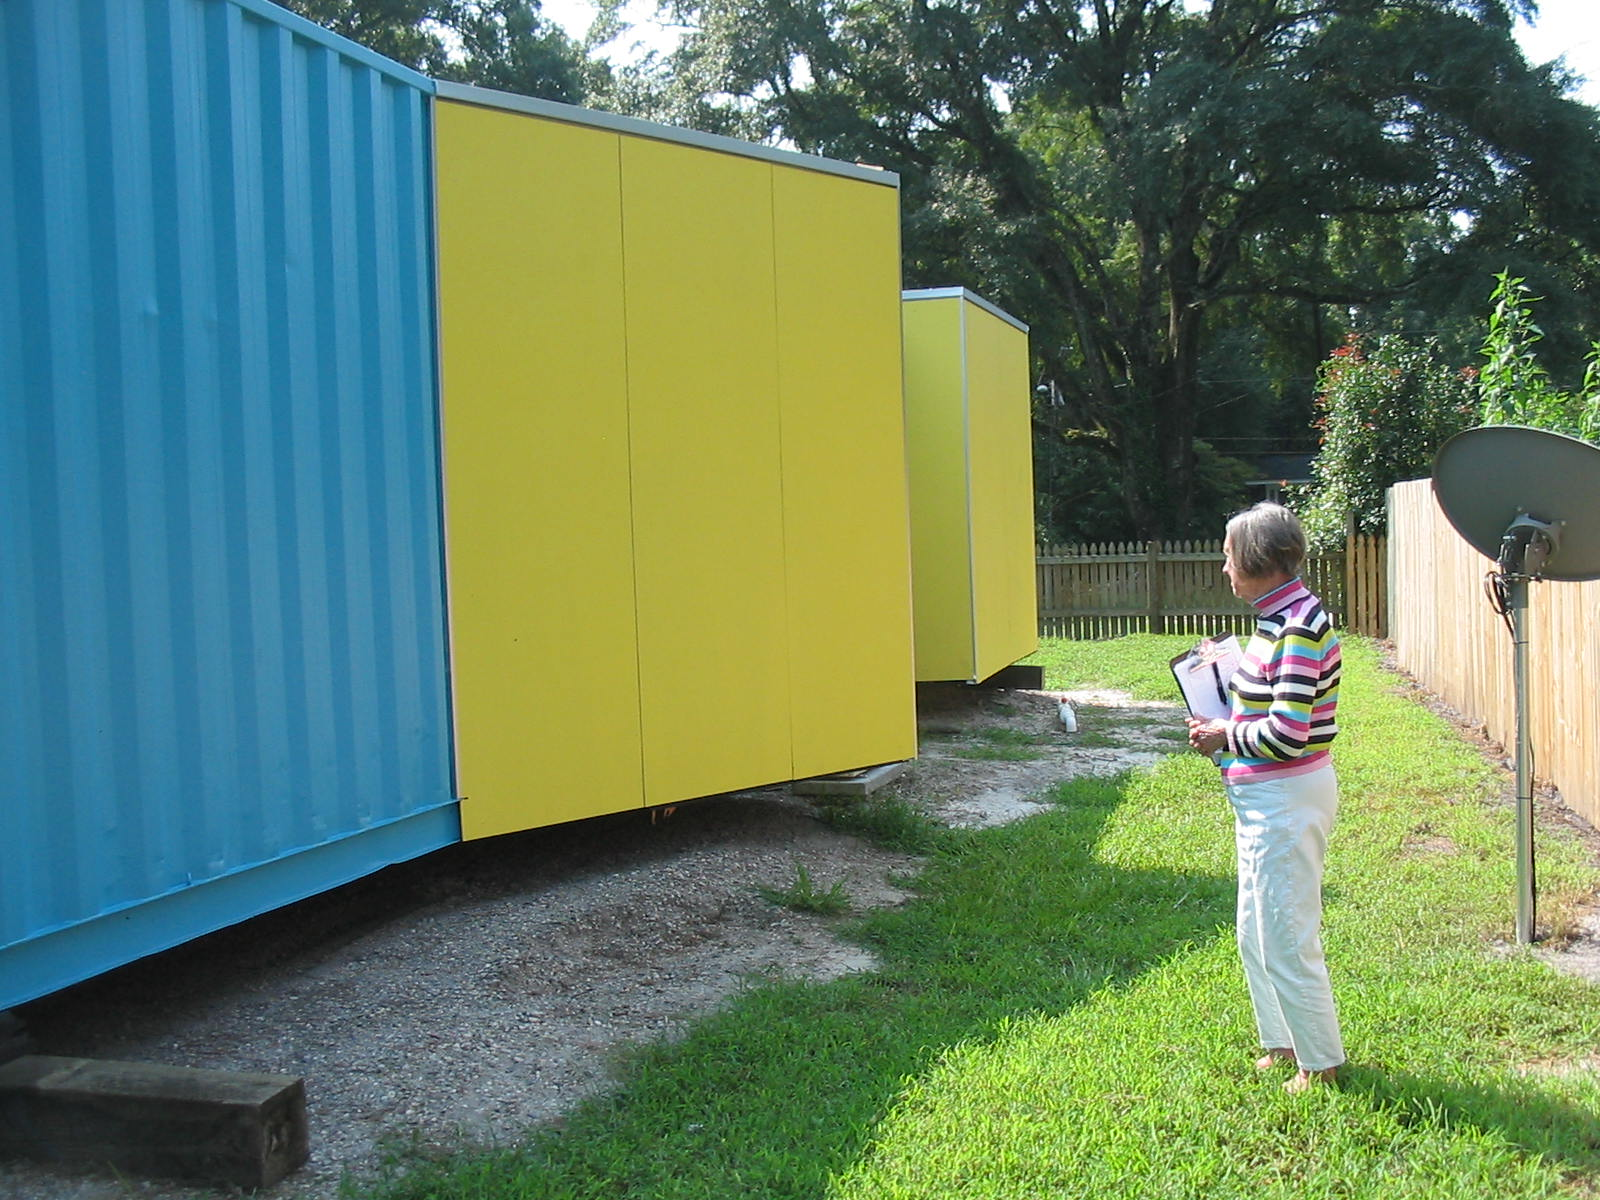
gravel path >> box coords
[0,790,921,1200]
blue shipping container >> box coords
[0,0,457,1008]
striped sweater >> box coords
[1221,577,1340,783]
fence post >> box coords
[1343,511,1357,631]
[1147,540,1165,635]
[1386,486,1397,638]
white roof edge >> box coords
[902,287,1029,333]
[433,81,899,188]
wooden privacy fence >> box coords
[1037,536,1388,640]
[1389,479,1600,831]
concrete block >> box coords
[792,759,909,797]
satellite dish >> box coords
[1433,425,1600,581]
[1432,424,1600,944]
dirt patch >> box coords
[912,684,1184,827]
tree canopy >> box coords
[636,0,1600,538]
[282,0,1600,541]
[278,0,589,101]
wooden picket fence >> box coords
[1036,535,1387,640]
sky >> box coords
[1513,0,1600,107]
[539,0,1600,110]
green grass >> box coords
[977,728,1055,746]
[758,861,853,915]
[818,794,956,856]
[1025,632,1198,702]
[350,638,1600,1200]
[949,728,1056,761]
[1063,726,1127,749]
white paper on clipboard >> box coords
[1169,635,1243,721]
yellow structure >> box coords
[902,288,1038,682]
[433,85,916,839]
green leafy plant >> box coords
[1478,271,1600,442]
[756,860,851,915]
[817,794,960,856]
[1299,273,1600,550]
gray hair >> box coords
[1225,502,1306,578]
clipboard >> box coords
[1169,634,1242,721]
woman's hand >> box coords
[1187,718,1228,756]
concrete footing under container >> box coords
[792,760,910,797]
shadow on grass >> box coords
[360,772,1237,1200]
[1341,1063,1600,1182]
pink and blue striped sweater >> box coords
[1221,577,1340,783]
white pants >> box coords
[1225,764,1344,1072]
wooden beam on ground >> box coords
[0,1055,308,1189]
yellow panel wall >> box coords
[904,289,1037,682]
[621,138,795,805]
[773,165,917,777]
[966,305,1039,681]
[903,297,976,681]
[434,101,644,838]
[435,85,914,834]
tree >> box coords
[432,0,587,102]
[639,0,1600,538]
[278,0,587,102]
[277,0,455,73]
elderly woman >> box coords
[1187,502,1344,1093]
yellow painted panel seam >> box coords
[617,132,651,808]
[768,166,797,783]
[961,299,980,682]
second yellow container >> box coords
[903,288,1038,683]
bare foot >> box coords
[1254,1048,1295,1071]
[1283,1067,1338,1093]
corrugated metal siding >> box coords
[0,0,455,1007]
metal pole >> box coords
[1509,576,1536,943]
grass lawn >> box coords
[354,637,1600,1200]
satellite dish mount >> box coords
[1497,513,1562,580]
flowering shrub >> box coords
[1296,333,1478,548]
[1298,274,1600,549]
